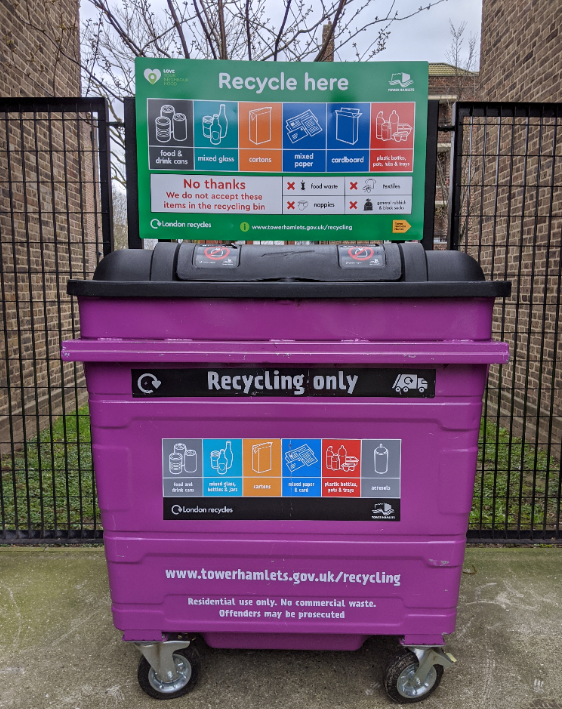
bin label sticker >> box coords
[134,368,435,399]
[162,437,400,521]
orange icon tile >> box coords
[239,102,283,149]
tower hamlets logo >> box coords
[144,68,161,85]
[389,72,414,88]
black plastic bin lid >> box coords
[67,242,511,299]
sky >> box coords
[80,0,484,67]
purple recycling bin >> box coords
[64,242,509,702]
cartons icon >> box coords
[249,107,272,145]
[252,441,272,473]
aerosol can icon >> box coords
[374,443,389,474]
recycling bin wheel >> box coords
[383,651,444,704]
[137,645,200,700]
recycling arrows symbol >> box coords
[137,373,162,394]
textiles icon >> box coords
[155,104,188,143]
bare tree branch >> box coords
[167,0,190,58]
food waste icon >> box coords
[168,443,197,475]
[210,440,233,475]
[202,104,228,146]
[155,104,188,143]
[326,445,358,473]
[375,110,412,142]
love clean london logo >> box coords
[144,68,161,85]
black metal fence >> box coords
[0,97,112,541]
[449,102,562,541]
[1,97,561,542]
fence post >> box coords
[124,97,142,249]
[422,100,439,250]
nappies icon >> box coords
[168,443,198,475]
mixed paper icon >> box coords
[285,109,323,144]
[284,444,318,472]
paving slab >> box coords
[0,546,561,709]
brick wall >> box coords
[480,0,562,102]
[0,0,99,458]
[470,1,562,454]
[0,0,80,97]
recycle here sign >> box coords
[135,58,428,241]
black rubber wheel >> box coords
[383,651,444,704]
[138,645,200,700]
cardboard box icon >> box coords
[252,441,272,473]
[335,107,362,145]
[249,107,272,145]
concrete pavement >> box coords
[0,546,561,709]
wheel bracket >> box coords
[134,640,191,684]
[407,646,456,687]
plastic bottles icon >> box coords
[374,443,389,474]
[218,104,228,138]
[389,110,399,138]
[326,445,334,470]
[184,449,197,474]
[338,445,347,470]
[376,111,384,139]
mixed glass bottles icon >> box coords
[210,440,233,475]
[202,104,228,145]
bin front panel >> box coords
[87,361,485,537]
[104,531,464,643]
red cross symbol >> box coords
[287,201,295,210]
[349,201,357,210]
[350,182,358,190]
[287,182,295,190]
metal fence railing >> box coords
[2,97,561,542]
[0,97,112,542]
[449,102,562,541]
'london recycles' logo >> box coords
[150,218,161,229]
[144,68,161,84]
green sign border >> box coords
[135,58,428,241]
